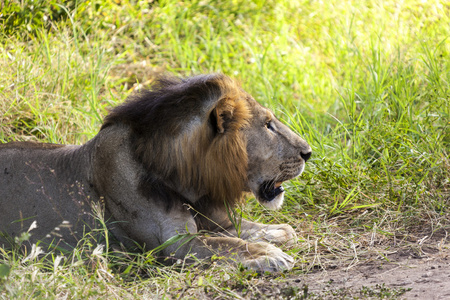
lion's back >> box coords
[0,142,98,250]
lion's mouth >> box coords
[259,181,285,202]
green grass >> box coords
[1,0,449,298]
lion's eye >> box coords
[265,121,274,131]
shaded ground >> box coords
[242,249,450,299]
[297,247,450,299]
[232,231,450,299]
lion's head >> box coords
[243,97,312,210]
[102,74,311,211]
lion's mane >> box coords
[102,74,252,210]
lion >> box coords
[0,74,311,272]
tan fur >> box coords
[200,87,252,207]
[0,74,311,273]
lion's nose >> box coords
[300,151,311,162]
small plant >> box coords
[0,0,77,37]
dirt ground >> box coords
[242,235,450,299]
[298,248,450,299]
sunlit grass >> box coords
[1,0,449,298]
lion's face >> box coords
[243,98,311,210]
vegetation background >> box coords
[0,0,449,298]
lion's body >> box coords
[0,74,311,272]
[0,142,97,248]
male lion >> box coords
[0,74,311,272]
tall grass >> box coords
[1,0,449,298]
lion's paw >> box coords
[263,224,297,247]
[240,242,294,273]
[242,224,297,247]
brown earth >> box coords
[226,228,450,300]
[298,248,450,299]
[238,253,450,300]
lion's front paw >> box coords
[240,242,294,273]
[241,223,297,247]
[263,224,297,247]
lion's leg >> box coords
[166,235,294,273]
[145,206,294,273]
[234,219,297,247]
[203,209,297,247]
[107,198,294,272]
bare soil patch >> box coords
[235,231,450,299]
[243,250,450,299]
[296,248,450,299]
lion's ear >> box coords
[212,97,235,134]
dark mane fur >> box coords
[102,74,224,135]
[101,74,252,212]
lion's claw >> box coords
[240,242,295,273]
